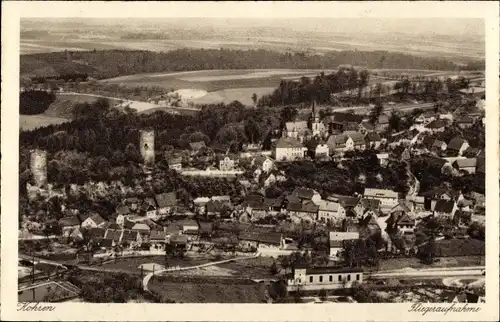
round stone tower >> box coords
[139,130,155,166]
[30,149,48,188]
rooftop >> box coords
[276,137,305,149]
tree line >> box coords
[257,68,369,106]
[20,99,282,157]
[21,48,482,80]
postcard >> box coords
[1,1,499,321]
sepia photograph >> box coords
[2,1,499,321]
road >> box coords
[367,266,484,280]
[19,254,68,269]
[142,254,260,292]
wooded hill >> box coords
[20,48,483,81]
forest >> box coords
[20,90,56,115]
[20,48,481,80]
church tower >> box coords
[311,100,322,136]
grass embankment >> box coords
[148,274,268,303]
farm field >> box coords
[20,33,484,61]
[100,68,466,106]
[20,114,69,131]
[20,93,121,131]
[374,255,485,272]
[100,69,339,106]
[100,69,337,92]
[99,256,212,273]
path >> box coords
[142,253,260,292]
[19,254,68,270]
[368,266,484,280]
[59,92,199,111]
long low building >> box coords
[287,266,364,292]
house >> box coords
[286,266,363,292]
[447,137,469,156]
[139,198,157,218]
[326,134,353,154]
[149,230,167,249]
[456,116,475,129]
[58,216,81,238]
[131,223,151,236]
[376,114,390,132]
[104,229,123,246]
[206,200,226,217]
[453,210,472,227]
[348,132,366,150]
[433,200,458,218]
[198,221,214,237]
[329,231,360,259]
[426,119,447,132]
[359,121,375,134]
[189,141,207,152]
[121,229,141,247]
[365,132,382,149]
[327,112,364,132]
[292,187,322,205]
[238,229,283,250]
[219,156,236,171]
[360,198,382,220]
[452,158,477,174]
[315,142,330,159]
[87,227,107,240]
[275,137,308,161]
[394,213,416,234]
[363,188,399,208]
[154,191,177,215]
[251,155,274,173]
[287,201,319,223]
[115,205,131,223]
[285,121,309,141]
[125,198,139,211]
[416,111,436,124]
[167,156,183,171]
[81,213,106,229]
[181,219,199,233]
[317,200,346,225]
[246,201,270,220]
[193,197,210,213]
[431,140,447,152]
[376,153,389,167]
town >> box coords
[17,19,486,305]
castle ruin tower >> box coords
[30,149,48,188]
[139,130,155,166]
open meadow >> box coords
[20,93,121,131]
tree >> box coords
[278,255,291,273]
[280,106,298,125]
[244,118,261,144]
[318,288,328,301]
[269,261,278,275]
[388,112,402,132]
[369,101,384,124]
[418,236,437,265]
[251,93,258,106]
[125,143,141,163]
